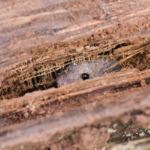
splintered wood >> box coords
[0,0,150,150]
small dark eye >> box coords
[81,73,90,80]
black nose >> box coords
[81,73,90,80]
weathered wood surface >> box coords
[0,0,150,75]
[0,0,150,99]
[0,0,150,150]
[0,85,150,150]
[0,86,150,150]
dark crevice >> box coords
[0,42,142,100]
[131,110,143,115]
[112,42,131,53]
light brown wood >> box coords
[0,0,150,149]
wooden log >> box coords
[0,0,150,150]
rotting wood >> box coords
[1,87,150,150]
[0,0,150,99]
[1,68,150,121]
[0,0,150,149]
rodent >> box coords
[57,57,121,86]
